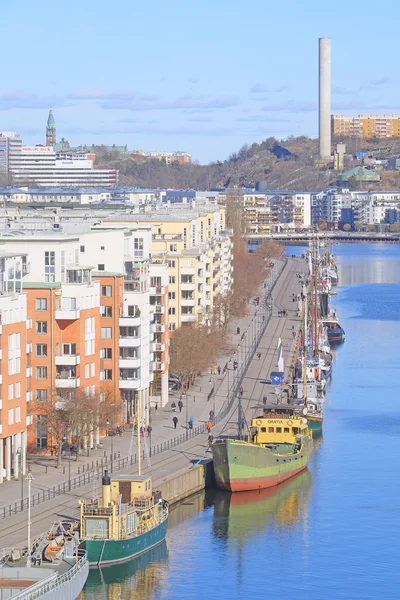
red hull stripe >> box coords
[217,466,308,492]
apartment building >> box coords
[0,227,169,473]
[242,192,312,232]
[102,206,233,330]
[332,114,400,139]
[0,251,30,482]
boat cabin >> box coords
[79,471,161,541]
[250,404,310,446]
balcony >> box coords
[55,354,80,366]
[56,377,80,389]
[154,361,165,371]
[26,343,32,355]
[55,308,80,321]
[154,305,165,314]
[181,266,196,276]
[119,336,140,348]
[119,357,141,369]
[181,282,195,291]
[26,390,32,403]
[22,261,30,276]
[205,284,211,292]
[26,366,32,378]
[181,298,196,307]
[155,342,165,352]
[181,313,196,323]
[119,378,140,389]
[149,285,164,295]
[153,323,165,333]
[119,316,141,327]
[26,415,33,427]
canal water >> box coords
[80,243,400,600]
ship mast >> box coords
[137,394,141,476]
[303,283,308,403]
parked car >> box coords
[61,443,77,455]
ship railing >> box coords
[15,550,88,599]
[81,503,113,516]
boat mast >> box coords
[303,282,308,403]
[137,394,141,476]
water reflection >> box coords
[212,469,312,544]
[81,542,168,600]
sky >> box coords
[1,0,399,163]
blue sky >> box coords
[1,0,399,162]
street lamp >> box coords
[106,419,114,473]
[26,470,34,568]
[63,435,71,492]
[17,447,24,511]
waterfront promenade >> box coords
[0,257,306,550]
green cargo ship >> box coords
[212,405,313,492]
[79,471,168,566]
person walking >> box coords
[206,421,212,434]
[178,399,183,413]
[241,417,245,430]
[209,409,215,421]
[155,402,158,412]
[173,416,178,429]
[188,416,194,429]
[257,352,261,360]
[171,401,176,412]
[208,434,214,446]
[217,365,221,375]
[239,384,243,397]
[147,425,152,438]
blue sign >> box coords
[356,152,366,158]
[270,371,284,384]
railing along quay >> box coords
[0,253,287,521]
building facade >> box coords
[332,114,400,139]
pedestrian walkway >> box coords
[0,256,308,548]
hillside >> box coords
[94,136,400,191]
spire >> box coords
[46,109,56,146]
[47,109,55,128]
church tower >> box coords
[46,109,56,146]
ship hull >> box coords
[84,518,168,566]
[212,438,313,492]
[327,330,344,343]
[307,416,323,439]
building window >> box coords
[36,389,47,402]
[80,245,85,253]
[168,307,176,315]
[101,369,112,381]
[15,406,21,423]
[36,366,48,380]
[36,415,48,449]
[169,244,177,252]
[169,323,176,331]
[101,305,112,318]
[62,343,76,355]
[85,339,95,356]
[169,276,175,284]
[36,321,48,334]
[36,298,47,311]
[101,246,105,251]
[91,362,95,377]
[134,238,144,258]
[44,251,55,282]
[168,292,175,300]
[101,285,112,297]
[15,382,21,398]
[101,327,112,339]
[85,317,94,333]
[98,264,105,271]
[101,348,112,359]
[36,343,47,357]
[8,384,14,400]
[8,408,14,425]
[85,363,90,379]
[168,260,176,268]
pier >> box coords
[0,257,306,549]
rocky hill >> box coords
[94,136,400,191]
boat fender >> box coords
[255,420,262,426]
[287,420,293,426]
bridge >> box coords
[247,232,400,245]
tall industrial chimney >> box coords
[319,37,331,161]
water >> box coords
[80,243,400,600]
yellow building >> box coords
[332,114,400,138]
[103,207,233,330]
